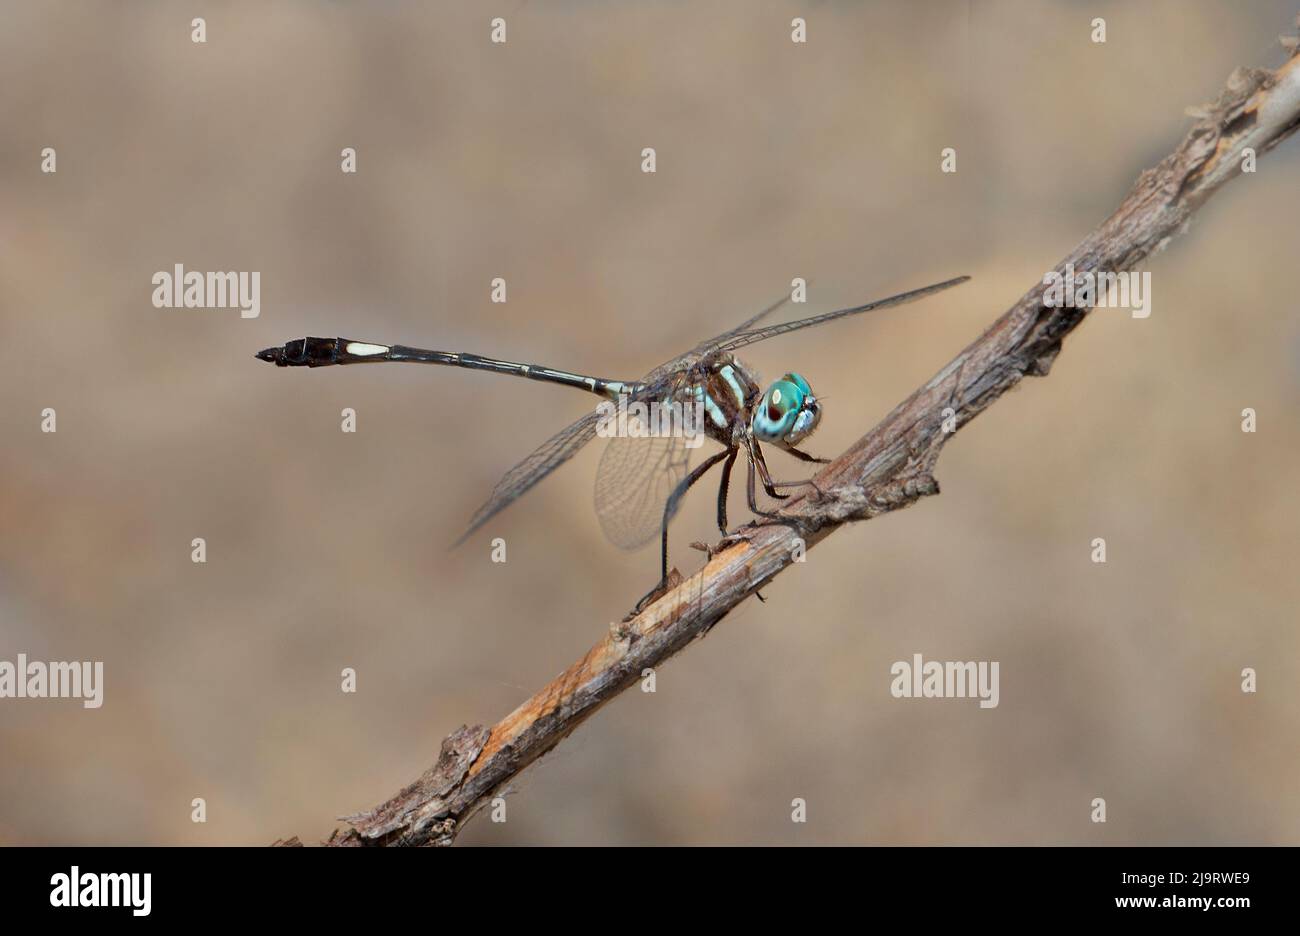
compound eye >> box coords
[783,372,813,397]
[767,386,788,422]
[752,380,804,442]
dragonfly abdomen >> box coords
[256,337,632,399]
[454,352,630,397]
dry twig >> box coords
[294,29,1300,847]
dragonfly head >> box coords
[751,372,821,446]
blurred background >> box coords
[1,0,1297,845]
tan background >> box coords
[1,1,1297,845]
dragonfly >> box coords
[256,275,969,594]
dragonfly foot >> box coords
[751,513,810,544]
[628,569,684,619]
[715,529,755,552]
[769,476,831,503]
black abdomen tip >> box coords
[255,338,339,367]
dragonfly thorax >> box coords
[691,356,765,446]
[690,358,821,449]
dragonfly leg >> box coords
[634,447,734,615]
[750,442,791,500]
[781,446,832,466]
[757,440,828,498]
[715,448,739,534]
[746,446,818,530]
[745,449,785,520]
[658,448,735,583]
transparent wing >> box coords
[636,293,791,389]
[593,418,693,551]
[456,409,603,545]
[700,292,792,346]
[584,293,794,547]
[707,275,970,354]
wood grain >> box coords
[293,29,1300,848]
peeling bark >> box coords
[280,28,1300,848]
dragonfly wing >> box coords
[635,293,791,388]
[706,275,970,354]
[701,292,791,346]
[457,408,603,544]
[593,419,693,551]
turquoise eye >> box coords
[752,379,807,442]
[784,372,812,396]
[751,373,822,444]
